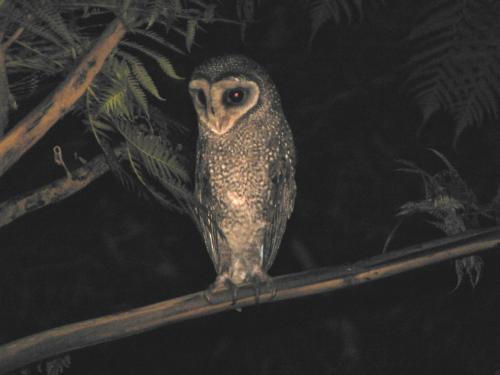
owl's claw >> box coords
[204,271,277,306]
[249,270,276,304]
[204,274,239,305]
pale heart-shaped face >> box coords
[189,77,260,135]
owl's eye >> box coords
[197,90,207,106]
[224,88,246,106]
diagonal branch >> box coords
[0,18,126,178]
[0,146,126,229]
[1,227,500,373]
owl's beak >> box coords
[205,111,232,135]
[208,116,230,135]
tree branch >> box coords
[1,227,500,373]
[0,18,126,178]
[0,147,125,229]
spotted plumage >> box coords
[189,55,296,289]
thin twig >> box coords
[0,48,8,135]
[0,147,126,229]
[0,18,126,178]
[1,25,26,51]
[0,226,499,373]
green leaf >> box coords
[119,51,165,100]
[128,76,149,116]
[405,0,500,144]
[131,29,186,55]
[185,19,197,53]
[120,41,184,79]
[115,120,190,184]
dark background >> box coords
[2,1,500,374]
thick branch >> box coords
[1,227,500,373]
[0,18,126,178]
[0,147,125,228]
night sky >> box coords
[2,1,500,374]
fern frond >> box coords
[307,0,380,44]
[131,28,186,55]
[86,98,115,142]
[143,0,163,28]
[97,77,131,119]
[149,106,188,135]
[235,0,255,21]
[427,148,458,174]
[127,76,149,116]
[9,74,40,100]
[127,146,187,212]
[185,19,197,53]
[395,148,482,238]
[6,38,70,69]
[24,0,78,47]
[155,54,183,80]
[118,50,164,100]
[4,2,73,50]
[80,6,113,18]
[112,116,193,212]
[115,120,190,184]
[120,40,183,79]
[90,119,116,136]
[405,0,500,144]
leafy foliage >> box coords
[391,149,498,287]
[1,0,212,101]
[307,0,385,44]
[1,0,83,104]
[1,0,226,212]
[405,0,500,144]
[85,54,191,211]
[396,149,480,235]
[16,355,71,375]
[234,0,257,41]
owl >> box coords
[189,55,296,298]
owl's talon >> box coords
[204,275,239,305]
[249,271,275,304]
[203,282,222,304]
[229,281,239,305]
[253,281,261,304]
[269,282,278,301]
[203,289,215,304]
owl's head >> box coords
[189,55,280,136]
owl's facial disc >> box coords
[189,78,259,135]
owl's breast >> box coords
[211,162,269,211]
[207,151,272,216]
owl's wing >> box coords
[194,139,223,273]
[262,140,296,271]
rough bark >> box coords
[0,18,126,178]
[0,147,125,228]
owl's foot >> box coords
[204,273,239,305]
[248,269,276,304]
